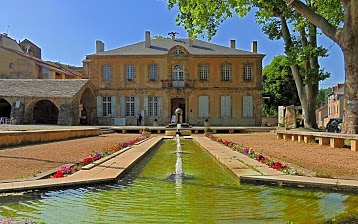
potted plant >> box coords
[153,119,158,126]
[142,127,151,137]
[204,118,209,127]
[204,127,212,133]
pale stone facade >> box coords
[84,31,265,126]
[0,34,83,80]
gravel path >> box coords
[0,132,357,181]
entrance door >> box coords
[171,98,186,123]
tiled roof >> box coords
[88,39,264,57]
[0,79,90,98]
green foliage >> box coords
[316,87,332,108]
[262,55,300,116]
[205,127,212,133]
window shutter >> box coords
[97,96,102,117]
[198,96,209,118]
[221,96,231,118]
[144,96,148,117]
[111,96,117,117]
[226,96,231,117]
[243,96,253,117]
[158,96,163,117]
[120,96,125,118]
[221,96,226,118]
[135,96,140,115]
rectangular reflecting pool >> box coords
[0,139,357,223]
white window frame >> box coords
[126,64,135,81]
[172,49,185,55]
[102,96,112,116]
[149,96,159,116]
[126,96,135,116]
[221,64,231,81]
[243,64,253,81]
[199,64,209,81]
[172,65,184,81]
[102,65,112,81]
[149,64,158,81]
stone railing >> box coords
[276,129,358,152]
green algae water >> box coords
[0,139,357,223]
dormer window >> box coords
[172,49,186,55]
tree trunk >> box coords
[341,36,358,134]
[288,0,358,133]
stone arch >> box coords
[31,100,59,124]
[79,87,96,125]
[0,98,12,118]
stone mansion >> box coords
[83,31,265,126]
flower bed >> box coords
[51,135,148,178]
[205,133,298,175]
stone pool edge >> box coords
[192,136,358,192]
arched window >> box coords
[172,49,186,55]
[172,65,184,81]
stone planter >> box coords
[142,131,151,137]
[204,121,210,127]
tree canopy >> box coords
[263,55,300,116]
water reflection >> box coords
[0,140,357,223]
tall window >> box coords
[199,64,209,81]
[126,64,135,81]
[102,96,112,116]
[149,64,158,81]
[243,64,253,81]
[149,96,159,116]
[172,65,184,81]
[221,64,231,81]
[126,96,135,116]
[102,65,112,81]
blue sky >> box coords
[0,0,344,88]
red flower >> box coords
[53,170,64,178]
[83,157,94,164]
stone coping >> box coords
[276,129,358,140]
[0,135,357,194]
[0,128,100,148]
[81,147,131,170]
[0,136,163,193]
[192,136,358,192]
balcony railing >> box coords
[161,79,196,88]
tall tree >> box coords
[263,55,300,116]
[286,0,357,134]
[168,0,329,129]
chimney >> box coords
[188,33,193,47]
[251,41,258,53]
[96,40,104,53]
[230,40,236,49]
[145,31,151,48]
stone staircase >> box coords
[100,127,115,135]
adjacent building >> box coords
[327,83,345,120]
[0,33,83,79]
[83,31,265,126]
[0,33,91,125]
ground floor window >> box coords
[102,96,112,116]
[126,96,135,116]
[149,96,159,116]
